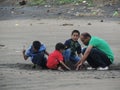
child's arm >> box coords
[22,49,28,60]
[22,46,28,60]
[59,61,71,70]
[45,50,49,56]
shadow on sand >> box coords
[0,63,120,71]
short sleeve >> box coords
[25,45,32,57]
[39,44,46,52]
[57,53,64,62]
[64,39,70,49]
[89,37,99,47]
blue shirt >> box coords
[25,44,46,60]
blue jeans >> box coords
[63,49,80,63]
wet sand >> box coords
[0,19,120,90]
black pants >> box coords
[82,48,112,68]
[32,52,47,68]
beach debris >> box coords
[32,15,36,18]
[71,8,75,11]
[15,51,21,53]
[44,5,51,8]
[75,12,80,16]
[118,8,120,11]
[47,9,50,13]
[21,12,24,14]
[10,8,15,14]
[61,23,73,26]
[92,11,97,15]
[0,44,5,47]
[57,12,62,15]
[0,8,3,10]
[113,10,119,16]
[11,11,14,14]
[75,3,79,6]
[30,23,32,26]
[20,72,22,74]
[67,11,71,14]
[88,23,92,25]
[94,77,101,79]
[15,24,19,26]
[11,8,15,10]
[82,1,87,4]
[38,23,44,24]
[19,0,27,6]
[100,20,103,22]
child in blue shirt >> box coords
[22,41,49,69]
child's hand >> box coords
[22,45,26,54]
[76,63,82,71]
[22,49,26,54]
[67,67,71,71]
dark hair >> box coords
[71,30,80,35]
[81,32,91,38]
[32,41,41,50]
[55,42,65,51]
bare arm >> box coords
[76,46,93,70]
[60,61,71,70]
[22,49,28,60]
[45,50,49,56]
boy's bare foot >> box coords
[58,66,64,72]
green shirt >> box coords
[89,36,114,63]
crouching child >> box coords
[22,40,49,69]
[47,42,71,71]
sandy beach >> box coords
[0,0,120,89]
[0,18,120,90]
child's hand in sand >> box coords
[76,63,82,70]
[67,67,71,71]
